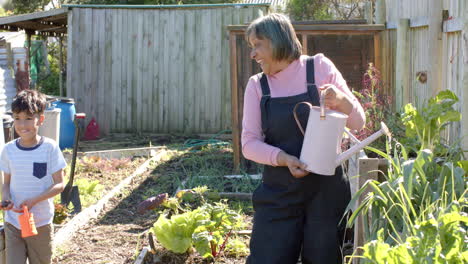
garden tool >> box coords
[61,113,86,213]
[293,91,392,175]
[18,206,38,238]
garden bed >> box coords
[52,142,254,264]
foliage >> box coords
[37,40,64,96]
[151,197,247,259]
[352,63,404,154]
[401,90,462,156]
[184,174,260,194]
[53,203,69,224]
[286,0,366,21]
[346,141,467,250]
[2,0,50,14]
[358,207,468,264]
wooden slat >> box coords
[97,9,107,134]
[428,0,443,97]
[135,12,143,132]
[125,9,132,131]
[443,18,463,33]
[410,16,429,28]
[160,10,169,133]
[145,10,154,132]
[151,9,162,131]
[66,10,73,98]
[173,10,183,132]
[395,19,410,110]
[230,32,240,173]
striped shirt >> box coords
[0,137,66,229]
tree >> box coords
[286,0,366,21]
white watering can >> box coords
[293,93,391,176]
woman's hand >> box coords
[320,84,353,115]
[277,151,309,178]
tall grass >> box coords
[346,140,467,258]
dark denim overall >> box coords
[246,57,351,264]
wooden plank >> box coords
[173,10,183,132]
[83,9,92,129]
[183,10,197,134]
[120,9,127,131]
[152,10,160,132]
[353,158,379,264]
[230,32,240,173]
[410,16,429,28]
[395,19,410,110]
[386,21,397,29]
[301,34,308,55]
[375,0,386,25]
[135,11,143,132]
[373,33,382,78]
[221,7,231,131]
[212,9,222,133]
[161,10,169,133]
[168,10,177,132]
[111,9,119,131]
[145,10,154,132]
[461,19,468,151]
[126,9,132,131]
[200,11,210,132]
[141,10,149,132]
[66,9,74,98]
[443,18,463,33]
[428,0,443,97]
[98,10,107,135]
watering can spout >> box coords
[335,122,391,166]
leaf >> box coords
[192,231,214,259]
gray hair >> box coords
[246,13,302,61]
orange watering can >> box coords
[18,206,38,238]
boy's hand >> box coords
[18,198,38,212]
[0,200,13,210]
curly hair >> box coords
[12,89,46,115]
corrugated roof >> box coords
[241,0,288,8]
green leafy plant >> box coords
[151,199,247,259]
[347,140,467,246]
[401,90,461,156]
[356,206,468,263]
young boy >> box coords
[0,90,66,264]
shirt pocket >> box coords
[33,162,47,179]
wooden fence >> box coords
[376,0,468,150]
[66,4,269,135]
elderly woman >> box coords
[242,13,365,263]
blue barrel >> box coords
[53,98,76,150]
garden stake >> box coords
[61,113,86,213]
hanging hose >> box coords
[183,130,232,151]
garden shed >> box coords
[229,21,385,171]
[65,3,268,135]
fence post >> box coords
[463,19,468,154]
[353,158,379,264]
[428,0,443,97]
[395,19,410,110]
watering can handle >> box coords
[293,102,313,136]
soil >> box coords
[53,146,254,264]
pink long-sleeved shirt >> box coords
[241,54,366,166]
